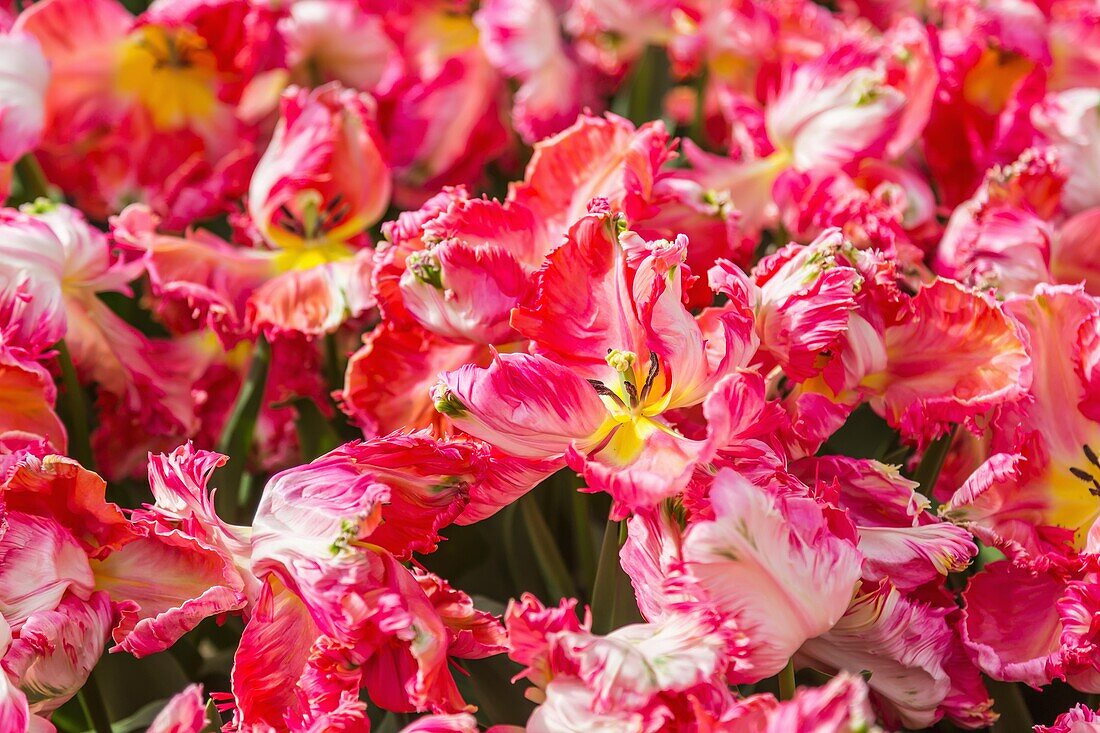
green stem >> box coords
[987,679,1033,732]
[520,493,576,602]
[571,488,596,593]
[14,154,52,202]
[501,503,522,592]
[611,559,642,628]
[778,659,796,702]
[591,518,621,634]
[323,333,343,389]
[912,425,957,499]
[56,341,94,470]
[611,45,671,128]
[391,712,414,728]
[690,69,709,148]
[78,670,113,733]
[322,334,358,441]
[629,47,656,126]
[214,335,271,522]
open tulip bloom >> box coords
[3,0,1100,731]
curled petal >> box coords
[512,113,673,237]
[855,523,977,590]
[960,561,1063,688]
[569,428,707,519]
[4,592,111,714]
[681,469,862,681]
[456,450,559,525]
[247,251,375,338]
[0,348,65,452]
[750,233,862,382]
[341,322,484,438]
[767,46,905,170]
[3,455,132,559]
[437,352,606,460]
[230,580,321,731]
[0,212,67,354]
[553,610,729,713]
[504,593,588,688]
[876,279,1030,439]
[0,31,48,164]
[1036,704,1100,733]
[621,510,685,622]
[147,683,207,733]
[400,238,528,344]
[941,452,1063,558]
[797,581,954,730]
[511,211,647,380]
[525,678,656,733]
[0,512,94,632]
[93,527,248,657]
[415,569,507,660]
[760,672,880,732]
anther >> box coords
[588,379,628,409]
[623,380,640,407]
[605,349,637,374]
[1071,466,1095,482]
[640,352,660,404]
[1069,466,1100,497]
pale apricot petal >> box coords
[681,469,862,681]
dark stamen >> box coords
[1085,444,1100,468]
[640,352,660,404]
[1070,466,1100,497]
[1070,466,1096,483]
[322,201,351,228]
[588,379,627,409]
[623,380,640,408]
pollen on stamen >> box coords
[605,348,637,374]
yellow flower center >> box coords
[962,47,1034,115]
[116,25,219,131]
[267,189,359,272]
[586,351,677,464]
[1048,442,1100,548]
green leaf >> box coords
[987,679,1034,733]
[80,699,166,733]
[291,396,343,461]
[590,516,642,634]
[461,654,537,726]
[56,340,95,471]
[12,154,56,204]
[911,426,958,500]
[591,518,621,634]
[204,699,223,732]
[611,46,672,128]
[520,492,576,601]
[213,335,271,522]
[77,671,113,733]
[571,489,598,593]
[820,404,898,461]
